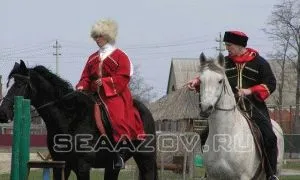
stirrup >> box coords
[268,175,279,180]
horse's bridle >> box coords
[1,73,76,112]
[214,79,236,111]
[199,78,236,114]
[1,74,32,104]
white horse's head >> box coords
[199,53,226,117]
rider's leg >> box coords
[200,126,209,147]
[113,139,132,169]
[98,102,125,170]
[113,152,125,169]
[252,108,278,178]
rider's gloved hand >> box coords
[237,88,252,96]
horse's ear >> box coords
[218,53,225,67]
[19,60,29,75]
[12,62,20,72]
[199,52,206,66]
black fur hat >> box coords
[223,31,248,47]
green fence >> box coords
[10,96,31,180]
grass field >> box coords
[1,149,300,180]
[0,165,300,180]
[1,169,202,180]
[0,147,48,153]
[283,161,300,171]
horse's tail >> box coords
[133,99,156,135]
[133,99,158,180]
[271,119,284,176]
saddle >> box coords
[94,102,114,142]
[240,110,269,179]
[78,91,114,140]
[241,110,263,150]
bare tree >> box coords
[0,75,2,100]
[263,33,291,121]
[264,0,300,133]
[130,65,157,103]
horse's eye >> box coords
[218,79,223,84]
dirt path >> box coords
[0,153,42,174]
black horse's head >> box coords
[0,60,32,123]
[0,60,75,123]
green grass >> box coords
[1,158,300,179]
[1,168,300,180]
[283,160,300,171]
[1,169,201,180]
[0,147,48,153]
[281,177,300,180]
[0,170,138,180]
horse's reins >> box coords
[213,79,236,111]
[241,96,284,136]
[34,91,77,110]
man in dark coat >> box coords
[188,31,278,180]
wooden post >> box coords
[43,168,50,180]
[183,151,187,180]
[10,97,32,180]
[0,75,2,99]
[189,150,194,178]
[20,99,31,180]
[160,151,164,180]
[11,96,23,180]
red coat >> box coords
[76,49,145,142]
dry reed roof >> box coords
[148,87,200,121]
[167,58,199,93]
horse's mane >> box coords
[199,59,224,75]
[199,57,235,100]
[33,66,73,93]
[8,64,74,98]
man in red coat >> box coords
[76,18,145,169]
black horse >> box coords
[0,60,158,180]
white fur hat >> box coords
[90,18,118,44]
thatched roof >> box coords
[167,58,199,94]
[148,87,200,121]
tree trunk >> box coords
[278,42,288,124]
[294,54,300,133]
[0,75,2,100]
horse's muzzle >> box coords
[200,105,213,118]
[0,109,9,123]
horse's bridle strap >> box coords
[35,91,77,110]
[215,106,236,111]
[214,79,236,112]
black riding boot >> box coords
[113,152,125,169]
[200,126,209,148]
[265,145,278,179]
